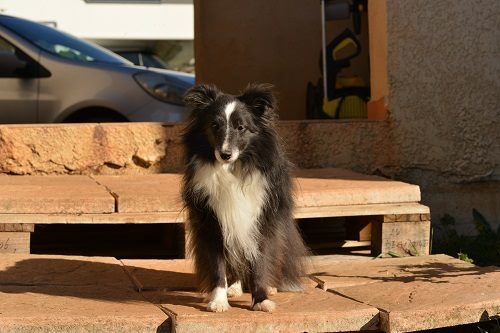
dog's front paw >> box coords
[207,299,230,312]
[252,299,276,313]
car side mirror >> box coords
[0,53,35,78]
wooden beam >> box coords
[346,216,373,241]
[295,203,429,219]
[371,218,431,257]
[0,232,30,254]
[0,212,185,224]
[0,203,429,224]
[308,240,371,250]
[0,223,34,232]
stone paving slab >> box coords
[144,287,379,333]
[0,169,424,218]
[121,258,197,291]
[0,176,115,214]
[123,257,378,332]
[295,168,421,206]
[94,168,422,214]
[0,254,133,287]
[309,254,500,333]
[4,253,496,333]
[122,258,320,292]
[94,174,184,213]
[0,285,170,333]
[309,254,473,289]
[0,254,170,332]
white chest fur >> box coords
[192,162,268,261]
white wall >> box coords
[0,0,193,40]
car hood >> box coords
[136,66,195,86]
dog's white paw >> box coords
[267,286,277,296]
[252,299,276,313]
[227,281,243,298]
[207,299,230,312]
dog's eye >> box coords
[211,122,219,130]
[237,125,245,131]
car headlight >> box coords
[133,71,186,105]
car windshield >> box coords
[0,15,128,65]
[118,52,168,69]
[142,54,168,69]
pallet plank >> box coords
[0,212,184,224]
[0,232,30,254]
[0,202,429,224]
[0,223,34,232]
[372,220,431,257]
[295,203,429,218]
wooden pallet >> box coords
[0,168,430,257]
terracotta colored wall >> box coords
[367,0,388,119]
[194,0,321,120]
[368,0,388,102]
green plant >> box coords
[432,209,500,266]
[457,252,474,264]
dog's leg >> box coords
[189,209,231,312]
[250,255,276,312]
[251,278,276,312]
[206,256,230,312]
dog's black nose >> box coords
[220,152,232,161]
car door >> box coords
[0,36,38,123]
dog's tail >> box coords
[278,279,305,292]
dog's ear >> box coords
[238,83,276,117]
[184,84,220,110]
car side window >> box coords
[0,37,49,78]
[0,37,16,54]
[0,37,27,77]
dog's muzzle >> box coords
[215,149,239,164]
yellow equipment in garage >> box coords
[306,0,369,119]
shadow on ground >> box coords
[311,261,500,284]
[0,258,194,301]
[1,256,498,302]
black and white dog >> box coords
[181,83,307,312]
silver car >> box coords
[0,14,194,123]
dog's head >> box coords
[184,83,276,164]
